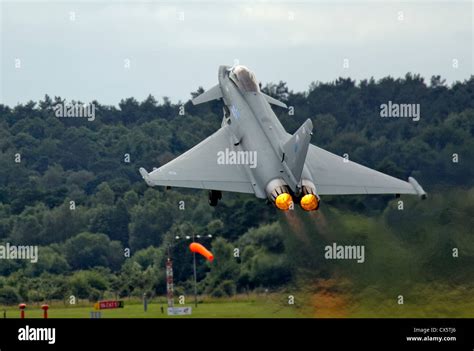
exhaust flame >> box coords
[275,193,293,211]
[300,194,320,211]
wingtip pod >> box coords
[139,167,147,177]
[139,167,154,187]
[408,177,427,199]
[304,118,313,133]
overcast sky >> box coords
[1,0,472,106]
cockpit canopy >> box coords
[229,65,260,92]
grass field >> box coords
[3,283,473,318]
[0,295,309,319]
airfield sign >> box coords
[167,307,192,316]
[94,300,124,310]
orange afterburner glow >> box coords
[300,194,319,211]
[189,242,214,261]
[275,193,293,211]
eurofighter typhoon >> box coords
[140,65,426,211]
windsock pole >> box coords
[166,257,174,308]
[192,234,198,308]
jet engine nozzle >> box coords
[275,193,294,211]
[300,194,319,211]
[266,178,293,211]
[299,179,320,211]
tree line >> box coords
[0,73,472,304]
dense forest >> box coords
[0,74,473,308]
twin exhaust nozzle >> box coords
[267,178,320,212]
[275,192,320,211]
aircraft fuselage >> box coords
[139,64,426,212]
[217,65,313,199]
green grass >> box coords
[348,283,474,318]
[4,284,471,318]
[0,295,308,319]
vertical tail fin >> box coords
[281,119,313,190]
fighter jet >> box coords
[139,65,426,211]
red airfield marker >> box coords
[41,304,49,319]
[19,303,26,319]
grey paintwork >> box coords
[139,65,426,201]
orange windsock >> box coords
[189,242,214,261]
